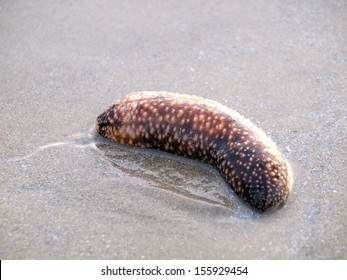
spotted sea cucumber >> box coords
[96,91,292,212]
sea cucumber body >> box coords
[96,91,292,212]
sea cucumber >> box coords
[96,91,292,212]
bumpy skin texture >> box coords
[96,91,292,212]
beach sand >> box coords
[1,0,346,259]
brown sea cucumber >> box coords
[96,91,292,212]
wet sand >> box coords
[1,0,346,259]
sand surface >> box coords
[1,0,346,259]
